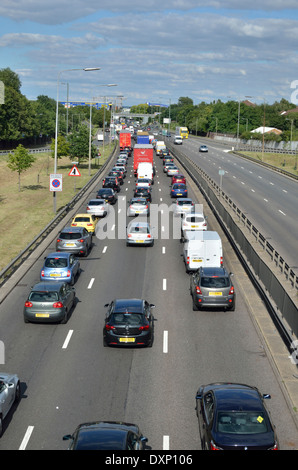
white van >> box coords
[137,162,154,183]
[182,231,223,272]
[174,135,183,145]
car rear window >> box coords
[45,258,68,268]
[111,313,144,325]
[74,217,91,222]
[130,226,150,233]
[201,277,230,288]
[29,291,59,302]
[60,232,82,240]
[178,200,191,205]
[186,216,204,223]
[216,412,269,434]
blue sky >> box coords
[1,1,298,106]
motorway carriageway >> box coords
[0,145,298,450]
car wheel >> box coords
[61,309,68,324]
[192,297,199,311]
[0,416,3,437]
[229,303,235,311]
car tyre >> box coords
[0,416,3,438]
[192,297,199,311]
[61,309,68,324]
[15,381,21,403]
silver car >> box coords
[56,226,92,257]
[174,198,195,216]
[86,199,109,217]
[127,197,150,217]
[126,221,154,247]
[167,165,179,176]
[0,373,21,436]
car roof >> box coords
[31,281,66,291]
[98,188,113,192]
[128,221,150,227]
[46,252,70,258]
[113,299,144,312]
[61,226,86,233]
[200,267,228,276]
[176,198,192,202]
[73,213,92,217]
[211,384,264,412]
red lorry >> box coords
[119,131,132,154]
[133,144,154,175]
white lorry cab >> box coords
[182,231,223,273]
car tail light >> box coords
[145,205,148,209]
[196,286,202,294]
[41,270,45,277]
[147,234,151,238]
[67,270,71,277]
[210,440,222,450]
[229,286,234,295]
[25,301,32,307]
[87,223,93,226]
[139,324,150,331]
[105,324,115,331]
[53,302,63,308]
[72,223,77,226]
[79,239,84,243]
[269,442,279,450]
[86,206,90,210]
[220,256,223,265]
[186,256,189,265]
[127,234,132,238]
[57,238,61,242]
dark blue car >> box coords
[195,383,279,450]
[170,183,188,198]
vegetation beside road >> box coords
[0,144,113,271]
[237,151,298,176]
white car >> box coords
[174,198,195,216]
[86,199,109,217]
[174,135,183,144]
[181,212,208,238]
[126,221,154,246]
[0,373,21,436]
[167,166,179,176]
[127,198,150,217]
[135,178,152,189]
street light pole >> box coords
[53,67,100,213]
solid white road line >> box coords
[102,246,107,253]
[163,435,170,450]
[62,330,74,349]
[19,426,34,450]
[88,278,95,288]
[163,331,168,353]
[163,279,167,290]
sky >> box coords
[1,1,298,107]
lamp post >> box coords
[53,67,100,213]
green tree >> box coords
[7,144,36,191]
[50,135,70,159]
[68,124,97,163]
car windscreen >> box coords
[216,412,269,434]
[201,277,230,288]
[45,258,68,268]
[29,291,59,302]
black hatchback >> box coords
[195,383,279,450]
[103,299,155,347]
[96,188,117,204]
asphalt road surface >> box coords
[0,145,297,450]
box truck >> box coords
[119,131,132,153]
[133,144,154,176]
[182,231,223,272]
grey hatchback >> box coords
[24,281,76,323]
[190,266,235,311]
[56,226,92,257]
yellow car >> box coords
[71,213,98,235]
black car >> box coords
[190,266,235,311]
[134,187,152,203]
[63,421,148,450]
[102,176,120,192]
[96,188,117,204]
[108,170,123,185]
[195,383,279,450]
[103,299,155,347]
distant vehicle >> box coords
[134,187,152,203]
[167,165,179,176]
[71,213,98,235]
[174,198,195,216]
[86,199,109,218]
[102,176,120,192]
[24,281,76,323]
[181,213,208,236]
[127,198,150,217]
[172,174,186,185]
[126,221,154,247]
[96,188,117,205]
[63,421,148,450]
[56,226,92,257]
[174,135,183,144]
[195,383,279,450]
[103,299,155,347]
[0,372,21,437]
[199,145,208,152]
[135,178,151,189]
[190,266,235,311]
[171,183,188,198]
[40,252,80,285]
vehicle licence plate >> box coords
[50,273,61,277]
[66,243,75,246]
[193,259,202,262]
[209,292,222,296]
[35,313,50,317]
[119,337,135,343]
[191,225,198,228]
[136,240,144,243]
[177,193,182,196]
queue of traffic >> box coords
[0,129,279,450]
